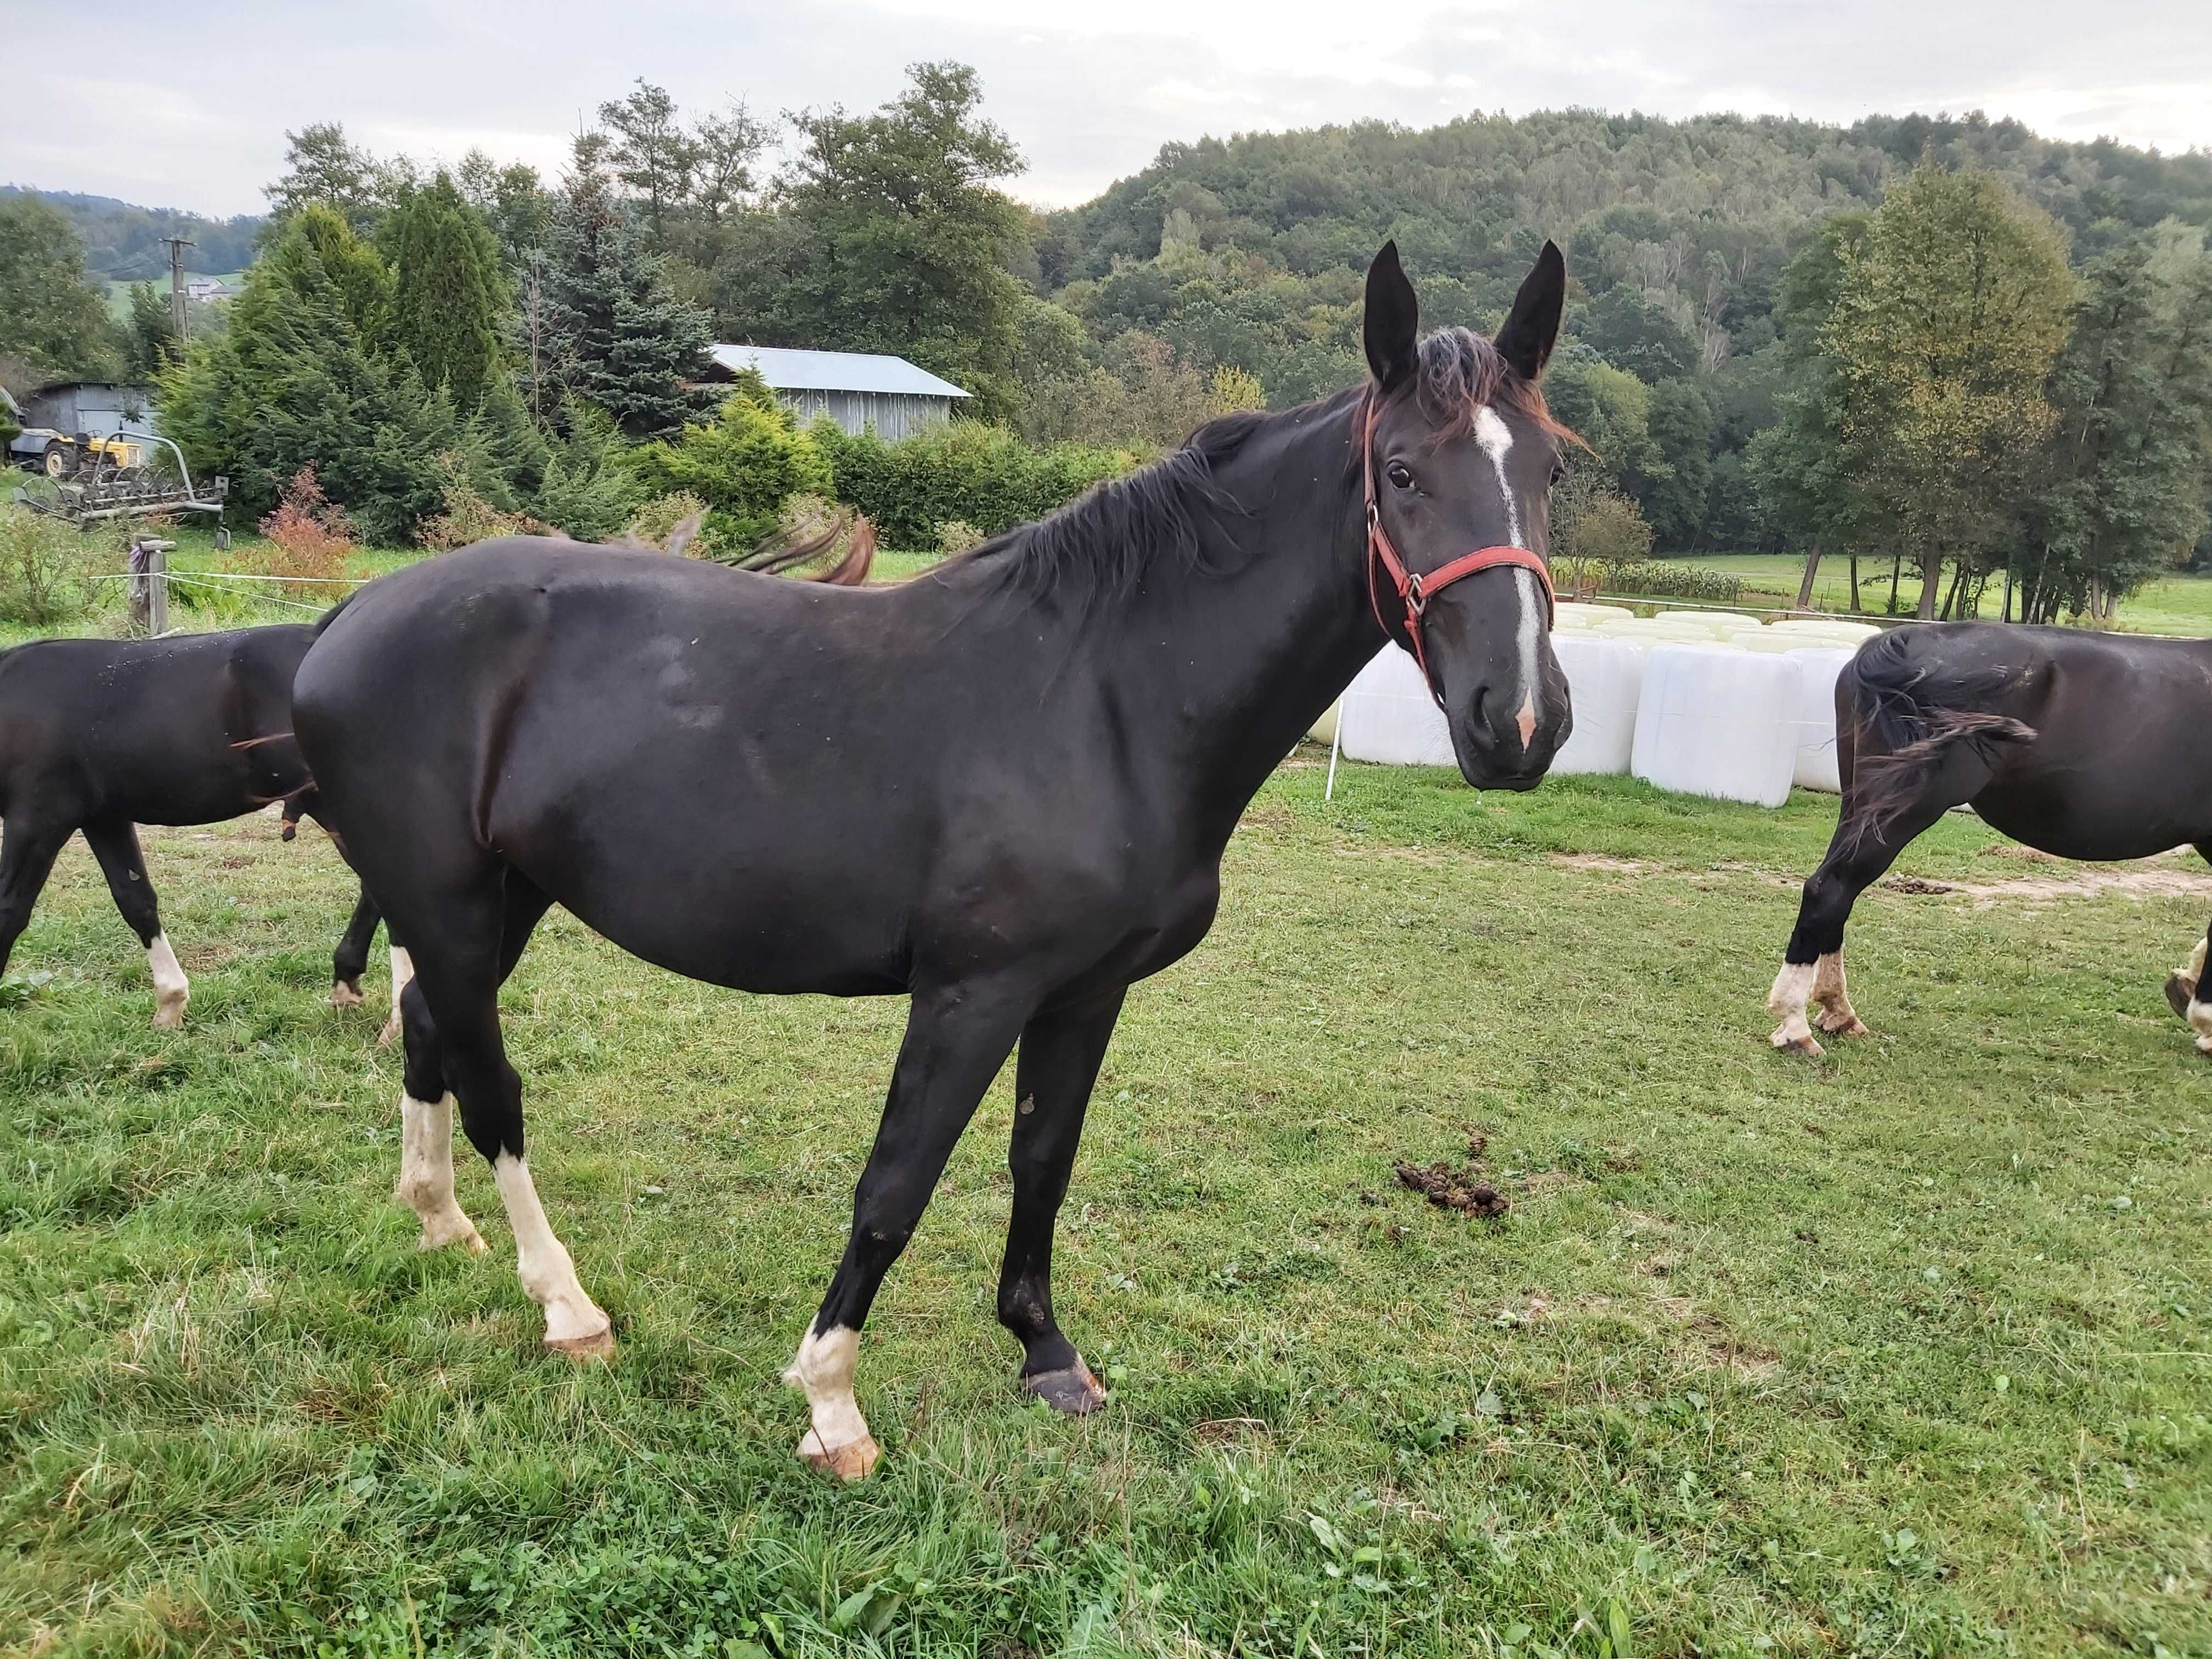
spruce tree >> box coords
[158,204,455,543]
[387,172,510,411]
[541,138,716,441]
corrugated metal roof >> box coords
[709,345,970,399]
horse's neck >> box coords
[1099,404,1385,836]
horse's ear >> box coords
[1363,241,1420,393]
[1496,240,1565,381]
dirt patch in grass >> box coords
[1882,868,2212,906]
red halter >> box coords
[1362,398,1556,709]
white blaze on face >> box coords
[1475,404,1543,748]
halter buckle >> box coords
[1404,572,1426,615]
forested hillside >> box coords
[0,186,264,279]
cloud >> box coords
[2,0,2203,217]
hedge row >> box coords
[811,419,1138,550]
[1575,558,1746,603]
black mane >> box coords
[960,399,1334,613]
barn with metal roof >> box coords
[707,346,970,442]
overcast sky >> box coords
[7,0,2208,218]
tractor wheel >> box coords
[43,440,75,479]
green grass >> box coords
[5,763,2210,1656]
[1676,554,2212,637]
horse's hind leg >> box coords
[998,986,1125,1415]
[82,820,188,1029]
[383,934,415,1048]
[1770,794,1963,1056]
[392,871,551,1259]
[406,870,606,1349]
[330,883,380,1009]
[2172,859,2212,1052]
[0,818,69,985]
[787,980,1030,1480]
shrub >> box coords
[814,419,1135,549]
[936,518,985,556]
[627,492,713,554]
[240,467,356,593]
[417,458,555,551]
[1556,557,1746,604]
[627,392,832,551]
[0,507,105,625]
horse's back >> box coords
[0,625,318,825]
[1858,623,2212,858]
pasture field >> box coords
[4,764,2210,1657]
[1673,554,2212,637]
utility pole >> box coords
[161,236,195,342]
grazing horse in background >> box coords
[0,624,391,1028]
[293,240,1574,1480]
[1768,622,2212,1057]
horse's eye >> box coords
[1385,462,1414,490]
[1548,462,1566,489]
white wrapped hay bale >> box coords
[1663,611,1762,638]
[1550,633,1647,776]
[1769,618,1879,642]
[1630,643,1798,808]
[1787,647,1856,793]
[1338,646,1455,765]
[1556,601,1632,627]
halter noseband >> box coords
[1362,397,1556,710]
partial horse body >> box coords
[0,624,391,1027]
[292,242,1574,1479]
[1769,622,2212,1056]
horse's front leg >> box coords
[786,980,1031,1481]
[998,986,1126,1414]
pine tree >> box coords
[540,138,716,442]
[387,172,510,411]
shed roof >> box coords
[708,345,970,399]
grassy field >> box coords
[4,759,2210,1656]
[1674,554,2212,637]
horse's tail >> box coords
[740,510,878,586]
[1841,627,2035,846]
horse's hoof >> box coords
[545,1325,616,1362]
[1770,1027,1823,1058]
[1023,1362,1107,1416]
[153,1001,187,1031]
[418,1217,486,1254]
[377,1017,401,1048]
[799,1431,880,1481]
[331,980,364,1009]
[1816,1012,1870,1037]
[2165,972,2196,1022]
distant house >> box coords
[706,346,969,442]
[184,278,230,302]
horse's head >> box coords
[1359,240,1572,790]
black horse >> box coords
[1769,622,2212,1057]
[293,242,1573,1479]
[0,624,390,1028]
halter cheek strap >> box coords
[1362,399,1556,710]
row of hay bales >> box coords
[1318,603,1882,807]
